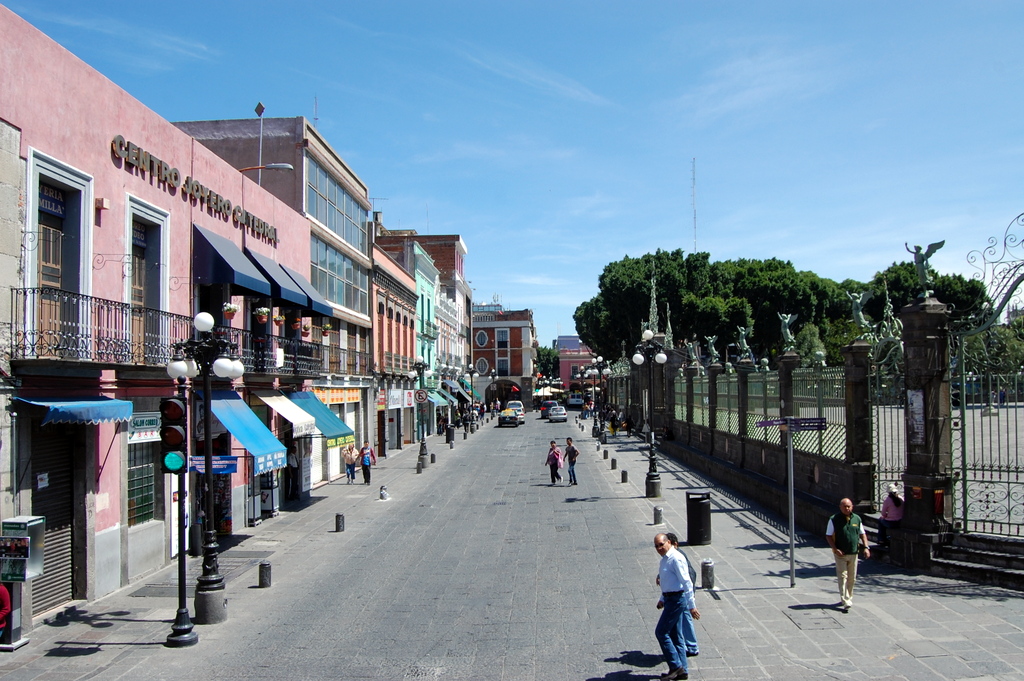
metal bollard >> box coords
[416,461,423,474]
[621,470,628,483]
[449,440,454,449]
[611,458,617,470]
[335,513,345,532]
[463,430,467,440]
[653,506,664,525]
[595,441,600,450]
[701,559,715,589]
[603,449,609,460]
[258,561,272,588]
[431,453,436,463]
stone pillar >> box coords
[706,363,722,453]
[893,297,953,569]
[841,339,874,507]
[684,365,697,446]
[776,351,801,418]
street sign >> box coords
[792,417,827,431]
[755,418,786,427]
[415,389,428,404]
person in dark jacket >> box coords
[826,498,870,612]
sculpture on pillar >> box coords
[736,325,755,363]
[847,290,874,339]
[778,312,798,352]
[705,335,719,364]
[905,241,945,298]
[688,340,702,366]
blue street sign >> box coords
[189,456,238,474]
[756,418,786,427]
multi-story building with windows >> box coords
[174,116,375,484]
[471,303,537,407]
[0,8,357,619]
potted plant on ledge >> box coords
[273,314,286,327]
[255,307,271,324]
[321,322,333,337]
[222,302,240,320]
[301,323,312,338]
[291,318,303,330]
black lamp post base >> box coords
[165,609,199,647]
[418,439,429,468]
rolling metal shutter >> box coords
[31,423,76,616]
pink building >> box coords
[0,8,352,620]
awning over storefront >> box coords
[287,392,355,447]
[428,389,456,407]
[280,264,334,317]
[469,387,481,400]
[442,379,472,402]
[193,225,271,296]
[251,390,317,437]
[208,390,286,474]
[245,249,308,306]
[14,396,133,425]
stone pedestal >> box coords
[842,339,874,508]
[892,297,953,570]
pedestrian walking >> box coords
[564,437,580,486]
[826,497,870,612]
[653,533,700,680]
[359,440,377,485]
[545,440,563,485]
[343,442,359,484]
[663,533,699,658]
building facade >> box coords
[471,303,537,407]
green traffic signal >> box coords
[162,450,187,474]
[159,397,188,475]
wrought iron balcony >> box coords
[323,346,372,376]
[11,287,323,377]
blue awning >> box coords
[193,225,271,296]
[280,264,333,317]
[287,392,355,447]
[208,390,286,474]
[14,396,133,425]
[443,379,472,402]
[245,249,308,306]
[429,389,457,406]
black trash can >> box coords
[686,489,712,545]
[446,425,456,444]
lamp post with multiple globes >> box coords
[409,356,431,469]
[632,329,668,498]
[166,311,245,625]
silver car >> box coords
[547,405,567,423]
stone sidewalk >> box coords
[0,414,1020,680]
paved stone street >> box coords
[0,415,1022,680]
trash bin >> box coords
[446,425,456,444]
[686,489,712,545]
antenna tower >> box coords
[692,158,697,253]
[313,96,318,128]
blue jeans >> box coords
[345,463,356,481]
[567,462,577,484]
[655,592,688,673]
[680,608,698,654]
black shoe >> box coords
[686,650,699,657]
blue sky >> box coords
[10,1,1024,345]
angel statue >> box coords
[779,312,798,352]
[905,241,945,298]
[705,335,720,365]
[846,290,874,338]
[736,325,755,363]
[688,340,702,366]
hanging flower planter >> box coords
[321,323,333,337]
[222,302,239,319]
[273,315,286,326]
[255,307,271,324]
[301,323,312,338]
[291,321,302,330]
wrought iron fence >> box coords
[717,371,740,434]
[791,366,847,459]
[693,374,710,428]
[747,371,781,446]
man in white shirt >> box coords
[653,533,701,680]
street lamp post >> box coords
[464,368,479,431]
[166,312,245,624]
[632,329,668,498]
[163,376,198,648]
[410,356,430,469]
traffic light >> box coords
[159,397,188,475]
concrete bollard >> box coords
[335,513,345,532]
[258,561,272,588]
[621,470,628,483]
[595,441,600,450]
[653,506,664,525]
[611,458,617,470]
[416,461,423,474]
[600,431,607,444]
[701,559,715,589]
[603,450,609,460]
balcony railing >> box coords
[11,287,323,377]
[323,346,372,376]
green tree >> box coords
[535,346,560,379]
[793,323,827,367]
